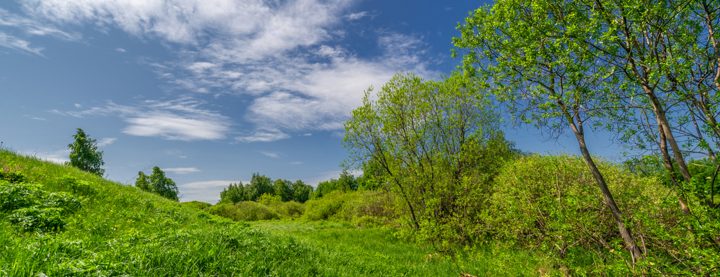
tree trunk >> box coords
[565,111,644,262]
[644,86,692,182]
[658,123,691,213]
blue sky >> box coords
[0,0,627,203]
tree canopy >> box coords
[67,128,104,176]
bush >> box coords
[0,170,26,183]
[0,182,43,212]
[303,191,351,221]
[208,202,280,221]
[486,155,720,274]
[303,191,398,225]
[181,201,212,210]
[9,207,66,232]
[0,182,81,233]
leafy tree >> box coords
[149,167,179,201]
[219,182,246,204]
[136,167,179,201]
[135,171,151,192]
[344,72,513,243]
[246,173,273,201]
[453,0,643,259]
[272,179,293,201]
[67,128,104,176]
[291,180,313,203]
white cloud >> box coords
[259,151,280,159]
[97,137,117,147]
[21,149,69,164]
[56,97,231,141]
[115,47,126,53]
[0,32,43,56]
[163,167,200,174]
[236,128,289,143]
[21,0,436,138]
[178,179,239,203]
[345,11,369,21]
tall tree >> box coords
[68,128,104,176]
[454,0,643,261]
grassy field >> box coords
[252,220,556,276]
[0,150,556,276]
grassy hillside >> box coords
[0,150,557,276]
[0,150,325,275]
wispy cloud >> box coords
[259,151,280,159]
[97,137,117,147]
[236,128,289,143]
[0,32,43,56]
[21,149,69,164]
[54,97,231,141]
[345,11,370,21]
[178,179,238,203]
[115,47,126,53]
[0,8,79,55]
[163,167,200,175]
[20,0,436,139]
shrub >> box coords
[181,201,212,210]
[274,201,305,218]
[0,182,43,212]
[43,192,82,214]
[0,170,26,183]
[303,191,398,225]
[208,202,279,221]
[486,155,720,274]
[303,191,351,220]
[9,207,66,232]
[57,176,97,197]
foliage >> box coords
[0,181,81,233]
[313,170,359,198]
[135,167,179,201]
[67,128,104,176]
[208,202,280,221]
[344,72,515,244]
[219,174,313,203]
[487,155,720,275]
[303,191,398,226]
[180,201,212,210]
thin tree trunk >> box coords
[658,123,691,213]
[643,87,692,182]
[558,98,644,262]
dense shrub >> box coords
[0,170,26,183]
[208,202,280,221]
[303,191,398,226]
[0,182,81,233]
[486,155,720,274]
[9,207,66,232]
[0,182,43,211]
[181,201,212,210]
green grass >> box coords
[0,150,556,276]
[252,220,557,276]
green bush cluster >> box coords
[303,191,398,226]
[485,155,720,274]
[0,181,81,232]
[208,202,280,221]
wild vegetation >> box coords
[3,0,720,275]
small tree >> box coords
[135,171,151,192]
[68,128,104,176]
[149,166,179,201]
